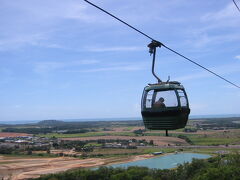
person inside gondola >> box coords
[154,97,166,108]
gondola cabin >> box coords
[141,81,190,132]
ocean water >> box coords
[109,153,211,169]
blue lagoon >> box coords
[109,153,211,169]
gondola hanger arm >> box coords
[148,41,162,83]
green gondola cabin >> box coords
[141,81,190,131]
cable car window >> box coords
[145,90,154,108]
[177,90,187,107]
[154,90,178,107]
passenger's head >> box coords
[159,97,164,102]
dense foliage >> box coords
[34,153,240,180]
[2,127,54,134]
[177,135,194,145]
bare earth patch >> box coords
[0,154,156,180]
[0,132,31,138]
[0,157,105,180]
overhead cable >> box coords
[233,0,240,12]
[84,0,240,89]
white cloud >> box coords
[212,63,240,74]
[78,65,143,73]
[185,31,240,48]
[183,3,240,48]
[238,92,240,98]
[33,60,99,74]
[0,68,15,85]
[0,33,47,51]
[76,60,99,65]
[85,46,145,52]
[190,103,208,112]
[221,84,238,89]
[3,0,94,22]
[34,62,66,74]
[202,3,239,21]
[176,63,240,82]
[0,31,72,52]
[14,105,22,109]
[0,0,104,51]
[176,71,209,82]
[235,55,240,60]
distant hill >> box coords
[37,120,65,126]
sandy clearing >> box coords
[0,157,105,180]
[0,154,156,180]
[0,132,31,137]
[61,136,188,146]
[15,159,105,180]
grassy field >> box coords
[185,147,240,155]
[39,132,135,138]
[189,136,239,145]
[38,128,240,146]
[185,129,240,145]
[123,127,134,131]
[85,143,102,147]
[1,152,58,158]
[85,146,240,158]
[145,129,240,146]
[142,146,239,155]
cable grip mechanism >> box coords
[148,40,162,83]
[148,40,162,55]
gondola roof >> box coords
[145,81,185,91]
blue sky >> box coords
[0,0,240,121]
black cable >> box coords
[84,0,240,89]
[163,44,240,88]
[84,0,156,41]
[233,0,240,12]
